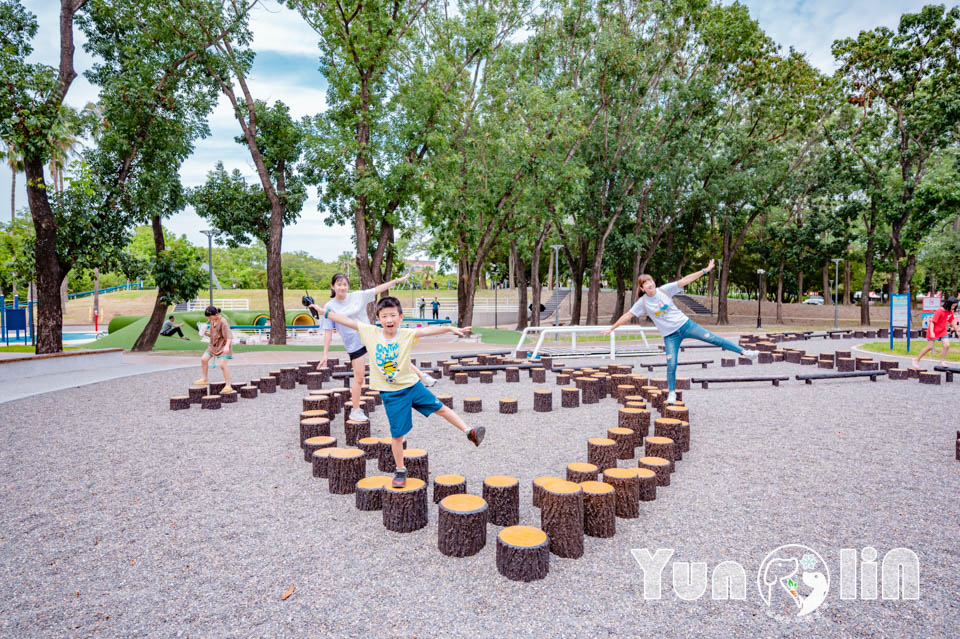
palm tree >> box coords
[47,105,82,195]
[1,141,24,222]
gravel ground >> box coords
[1,337,957,638]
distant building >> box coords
[406,260,436,273]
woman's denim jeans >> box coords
[663,319,743,391]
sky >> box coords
[5,0,936,259]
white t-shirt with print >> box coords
[628,281,689,336]
[322,288,377,353]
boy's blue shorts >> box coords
[380,381,444,438]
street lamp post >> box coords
[200,229,217,308]
[831,258,842,330]
[550,245,563,327]
[756,269,765,329]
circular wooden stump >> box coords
[561,387,580,408]
[607,427,635,460]
[480,371,494,384]
[614,385,633,403]
[463,397,482,414]
[360,395,376,415]
[722,357,736,367]
[382,478,428,533]
[438,494,488,557]
[454,373,469,385]
[651,377,668,390]
[300,417,331,449]
[638,456,671,487]
[836,357,855,372]
[532,476,562,508]
[311,446,341,479]
[188,386,206,404]
[344,419,370,447]
[403,448,429,481]
[640,385,658,402]
[259,377,277,393]
[879,360,899,372]
[556,374,571,386]
[306,372,324,390]
[239,385,258,399]
[356,476,391,511]
[566,462,598,483]
[201,395,221,410]
[496,526,549,582]
[603,467,640,519]
[636,467,657,501]
[305,435,336,465]
[664,405,689,423]
[505,367,520,383]
[437,394,453,409]
[170,396,190,410]
[587,437,617,471]
[653,418,684,460]
[209,382,226,396]
[433,474,467,504]
[644,436,676,470]
[888,368,910,380]
[499,398,518,414]
[483,475,520,527]
[675,377,691,390]
[907,367,923,379]
[297,364,313,384]
[328,448,366,494]
[220,389,239,404]
[279,367,297,390]
[581,379,599,405]
[533,390,552,412]
[531,368,546,383]
[540,480,584,559]
[357,436,380,460]
[581,480,616,538]
[919,371,941,385]
[377,437,407,473]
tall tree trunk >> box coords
[822,264,831,303]
[715,229,733,325]
[132,217,170,352]
[508,249,515,290]
[529,222,549,327]
[25,157,64,354]
[860,239,875,326]
[60,274,68,315]
[266,213,286,344]
[775,254,785,324]
[843,260,851,305]
[546,248,554,291]
[456,256,478,329]
[612,271,626,322]
[707,268,715,314]
[797,270,804,304]
[559,238,588,326]
[899,255,916,294]
[512,242,528,330]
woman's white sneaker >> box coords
[349,408,369,422]
[666,391,677,404]
[743,349,760,360]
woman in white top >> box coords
[605,259,758,403]
[318,272,435,422]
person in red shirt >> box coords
[914,296,959,367]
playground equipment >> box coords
[513,324,658,360]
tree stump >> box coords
[259,376,277,393]
[438,494,488,557]
[420,360,432,369]
[240,385,258,399]
[592,374,610,398]
[505,367,520,383]
[561,387,580,408]
[533,390,552,412]
[566,462,599,483]
[540,480,584,559]
[188,386,206,404]
[800,356,816,366]
[818,359,834,369]
[304,435,337,464]
[483,475,520,526]
[305,372,324,391]
[463,397,482,414]
[496,526,550,582]
[640,385,658,402]
[531,367,546,383]
[358,395,376,415]
[356,476,391,511]
[297,364,313,384]
[581,379,599,405]
[675,377,691,390]
[311,446,341,479]
[879,360,899,372]
[907,367,923,379]
[581,480,616,538]
[403,448,429,481]
[209,382,226,396]
[603,467,640,519]
[300,417,331,449]
[556,374,571,386]
[919,372,941,385]
[303,395,330,413]
[654,419,684,460]
[644,436,676,471]
[615,385,635,403]
[783,351,801,364]
[836,357,855,372]
[433,474,467,504]
[169,396,190,410]
[327,357,340,366]
[480,371,494,384]
[454,373,469,385]
[608,427,635,460]
[357,436,380,460]
[587,437,617,471]
[648,390,663,411]
[664,405,688,423]
[651,377,668,390]
[636,468,657,501]
[316,367,332,382]
[382,478,429,533]
[618,407,650,446]
[630,374,649,391]
[540,356,553,370]
[345,419,371,447]
[739,356,755,366]
[201,395,221,410]
[377,437,407,473]
[437,394,453,409]
[532,476,562,508]
[758,352,774,364]
[859,361,879,371]
[888,368,910,380]
[638,456,671,486]
[499,398,518,414]
[328,448,367,494]
[279,367,297,390]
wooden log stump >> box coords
[433,474,467,504]
[818,359,834,369]
[888,368,910,380]
[758,352,774,364]
[169,396,190,410]
[316,367,332,382]
[561,387,580,408]
[303,395,330,413]
[300,417,331,449]
[483,475,520,527]
[239,385,258,399]
[618,407,651,446]
[556,373,571,386]
[651,377,668,390]
[454,373,469,385]
[587,437,617,471]
[879,360,899,372]
[581,480,616,538]
[209,382,226,396]
[800,356,817,366]
[630,374,649,390]
[305,372,324,390]
[304,435,336,464]
[531,367,546,383]
[201,395,221,410]
[648,390,663,412]
[615,385,635,403]
[644,436,676,471]
[356,476,390,511]
[664,405,688,423]
[783,351,802,364]
[593,374,610,398]
[377,437,407,473]
[540,356,553,370]
[499,398,518,414]
[359,395,376,415]
[420,360,432,369]
[496,526,550,582]
[532,476,562,508]
[402,448,429,481]
[438,494,488,557]
[437,394,453,409]
[654,419,684,461]
[188,386,206,404]
[279,367,297,390]
[636,468,657,501]
[566,462,599,483]
[640,385,658,402]
[505,367,520,383]
[463,397,482,413]
[837,357,855,372]
[259,376,277,393]
[907,367,923,379]
[311,446,341,479]
[675,377,691,390]
[297,364,313,384]
[608,427,635,460]
[580,379,599,405]
[382,478,428,533]
[357,436,380,460]
[345,419,371,447]
[328,448,367,494]
[638,456,671,487]
[602,467,640,519]
[480,371,494,384]
[540,480,584,559]
[859,361,879,371]
[919,371,941,385]
[738,356,754,366]
[533,390,552,412]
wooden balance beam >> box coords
[934,365,960,382]
[450,364,539,373]
[448,350,513,360]
[691,376,789,389]
[795,370,888,384]
[645,360,713,372]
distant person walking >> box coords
[418,297,426,318]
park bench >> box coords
[690,375,789,389]
[794,370,887,384]
[645,360,713,372]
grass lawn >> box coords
[861,341,960,362]
[0,345,81,353]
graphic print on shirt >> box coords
[376,342,401,383]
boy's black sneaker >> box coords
[467,427,485,447]
[391,468,407,488]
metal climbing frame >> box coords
[513,325,658,360]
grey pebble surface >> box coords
[0,336,957,638]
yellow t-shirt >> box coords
[356,323,420,391]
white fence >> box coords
[513,325,658,360]
[185,298,249,311]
